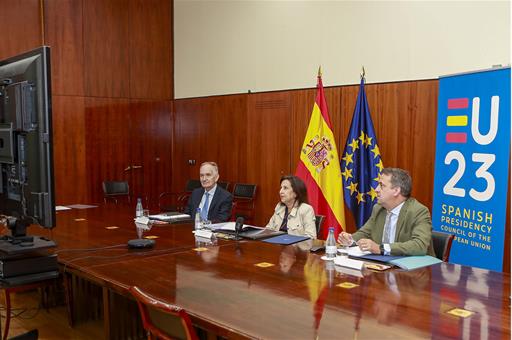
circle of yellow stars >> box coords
[341,130,383,205]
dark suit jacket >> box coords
[184,186,233,222]
[352,198,435,256]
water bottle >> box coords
[195,208,201,230]
[136,198,143,217]
[325,227,337,259]
[325,259,335,287]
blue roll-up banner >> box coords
[432,67,510,272]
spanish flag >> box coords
[296,70,346,239]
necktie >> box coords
[201,192,210,220]
[382,211,393,244]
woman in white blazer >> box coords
[265,175,317,239]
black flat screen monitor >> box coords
[0,46,55,239]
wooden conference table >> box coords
[27,205,512,339]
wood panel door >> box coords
[52,96,88,205]
[129,100,173,208]
[246,92,291,226]
[85,98,132,204]
[84,98,172,206]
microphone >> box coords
[235,216,244,239]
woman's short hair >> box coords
[280,175,309,205]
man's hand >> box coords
[337,232,353,246]
[356,238,380,254]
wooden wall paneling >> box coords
[246,92,291,226]
[129,0,173,100]
[206,95,248,184]
[43,0,84,96]
[129,100,173,208]
[367,82,400,168]
[393,83,416,170]
[0,0,42,60]
[52,95,88,204]
[83,0,130,98]
[173,94,247,193]
[84,98,132,203]
[172,99,206,192]
[410,80,438,210]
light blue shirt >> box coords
[382,201,405,255]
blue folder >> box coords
[358,254,442,270]
[262,234,310,245]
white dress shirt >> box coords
[382,201,405,255]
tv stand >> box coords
[0,215,56,257]
[4,215,33,238]
[0,235,56,257]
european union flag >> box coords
[340,78,383,228]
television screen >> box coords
[0,46,55,238]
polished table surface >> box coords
[23,205,512,339]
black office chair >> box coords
[184,179,202,192]
[432,231,455,262]
[158,179,203,212]
[217,181,230,191]
[231,183,257,223]
[315,215,325,237]
[102,180,130,204]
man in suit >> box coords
[338,167,434,256]
[184,162,232,222]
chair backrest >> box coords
[102,181,130,203]
[432,231,455,262]
[232,183,257,199]
[130,286,198,340]
[217,181,230,191]
[231,183,257,223]
[158,179,200,212]
[315,215,325,236]
[184,179,202,192]
[103,181,129,195]
[158,192,190,212]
